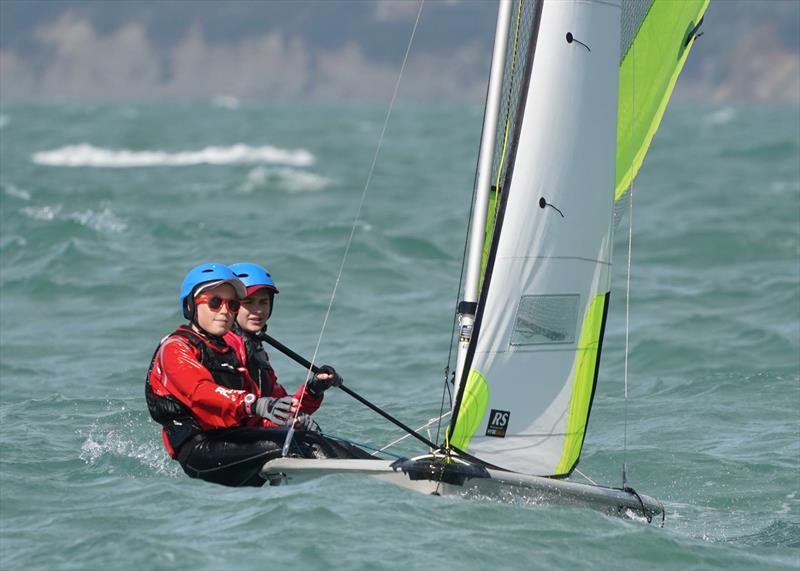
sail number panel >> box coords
[509,294,580,346]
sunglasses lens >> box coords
[208,296,223,310]
[229,299,241,312]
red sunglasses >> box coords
[195,295,241,312]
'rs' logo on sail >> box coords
[486,409,510,437]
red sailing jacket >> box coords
[222,330,323,415]
[147,327,322,458]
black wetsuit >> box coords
[178,427,372,487]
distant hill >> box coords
[0,0,797,103]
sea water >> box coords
[0,101,798,570]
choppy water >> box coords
[0,100,798,570]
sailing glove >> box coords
[254,395,293,425]
[307,364,342,396]
[293,413,321,433]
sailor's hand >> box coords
[254,396,293,425]
[307,365,343,396]
[293,413,320,433]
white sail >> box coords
[448,0,709,477]
[448,0,621,476]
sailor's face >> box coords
[237,290,272,333]
[195,283,238,336]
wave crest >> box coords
[32,143,314,168]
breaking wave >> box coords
[32,143,314,168]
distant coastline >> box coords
[0,0,797,104]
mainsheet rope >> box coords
[282,1,426,457]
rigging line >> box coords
[622,29,636,486]
[281,0,426,456]
[434,370,454,445]
[380,411,452,455]
[574,468,598,486]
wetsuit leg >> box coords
[179,427,315,487]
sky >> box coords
[0,0,798,103]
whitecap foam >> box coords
[704,107,736,126]
[80,411,179,477]
[21,204,126,233]
[0,115,9,129]
[241,166,332,193]
[777,491,797,515]
[211,95,241,110]
[3,183,31,200]
[80,431,177,477]
[21,205,61,221]
[67,208,127,233]
[32,143,314,168]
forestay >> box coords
[447,0,709,477]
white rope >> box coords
[574,468,598,486]
[282,1,426,456]
[373,411,451,455]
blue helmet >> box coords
[229,262,279,295]
[179,262,247,319]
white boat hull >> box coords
[261,457,664,523]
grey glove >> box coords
[293,413,320,433]
[307,364,343,396]
[254,396,293,425]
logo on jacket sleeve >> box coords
[214,386,241,400]
[485,409,510,437]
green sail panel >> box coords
[615,0,710,201]
[555,292,609,475]
[448,369,490,451]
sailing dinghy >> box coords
[261,0,709,522]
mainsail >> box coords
[448,0,709,476]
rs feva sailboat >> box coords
[261,0,709,521]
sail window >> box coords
[510,294,580,346]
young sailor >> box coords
[226,261,342,413]
[146,262,331,487]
